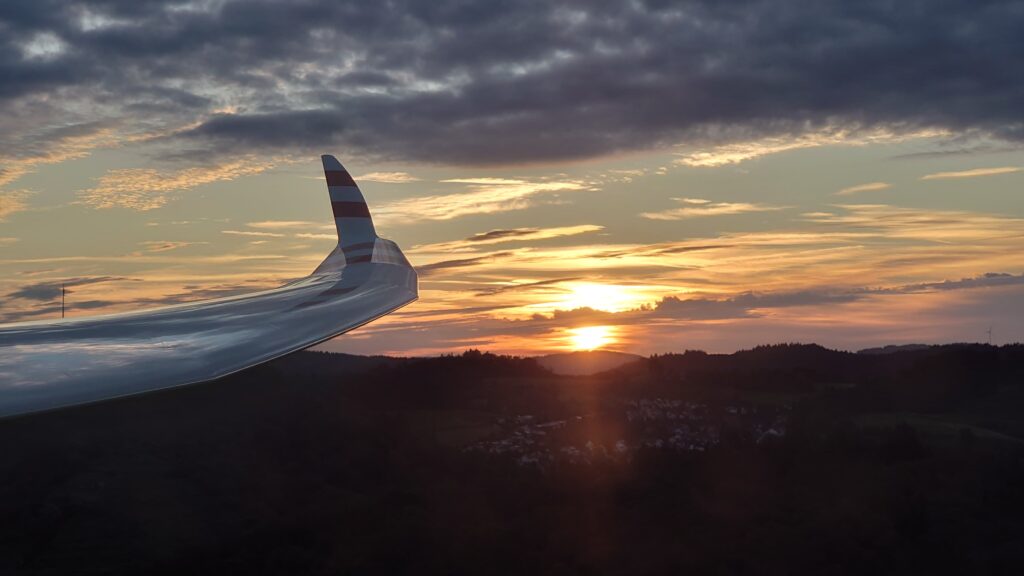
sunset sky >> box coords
[2,1,1023,355]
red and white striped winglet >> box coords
[321,155,377,261]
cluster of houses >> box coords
[466,399,788,468]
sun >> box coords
[567,325,615,351]
[559,283,644,313]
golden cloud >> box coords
[676,127,949,167]
[0,124,121,188]
[357,171,420,183]
[79,157,277,210]
[835,182,891,196]
[0,190,33,220]
[246,220,323,230]
[374,178,593,223]
[222,230,285,238]
[640,198,785,220]
[920,166,1021,180]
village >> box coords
[466,398,789,467]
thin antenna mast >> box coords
[986,326,993,345]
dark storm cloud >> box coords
[2,0,1024,165]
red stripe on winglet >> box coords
[344,241,377,251]
[325,170,357,187]
[332,201,370,218]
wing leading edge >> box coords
[0,155,418,418]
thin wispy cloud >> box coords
[676,129,946,168]
[0,122,124,188]
[0,190,32,220]
[441,178,531,185]
[677,133,834,168]
[375,178,592,223]
[139,241,206,253]
[222,230,285,238]
[418,252,515,276]
[145,219,229,227]
[474,277,584,297]
[603,169,646,183]
[358,172,420,183]
[246,220,322,230]
[79,157,277,210]
[805,204,1024,242]
[414,225,604,253]
[220,224,336,243]
[835,182,891,196]
[641,198,784,220]
[920,166,1021,180]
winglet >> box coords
[322,154,377,249]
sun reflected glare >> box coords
[567,325,615,351]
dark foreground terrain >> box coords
[2,344,1024,575]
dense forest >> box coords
[2,343,1024,575]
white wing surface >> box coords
[0,155,418,418]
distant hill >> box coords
[280,351,411,374]
[858,344,932,355]
[537,350,644,375]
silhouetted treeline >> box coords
[2,344,1024,575]
[639,343,1024,407]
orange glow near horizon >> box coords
[567,325,616,351]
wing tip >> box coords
[321,154,345,172]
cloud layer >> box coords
[641,198,784,220]
[3,0,1024,172]
[3,1,1024,354]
